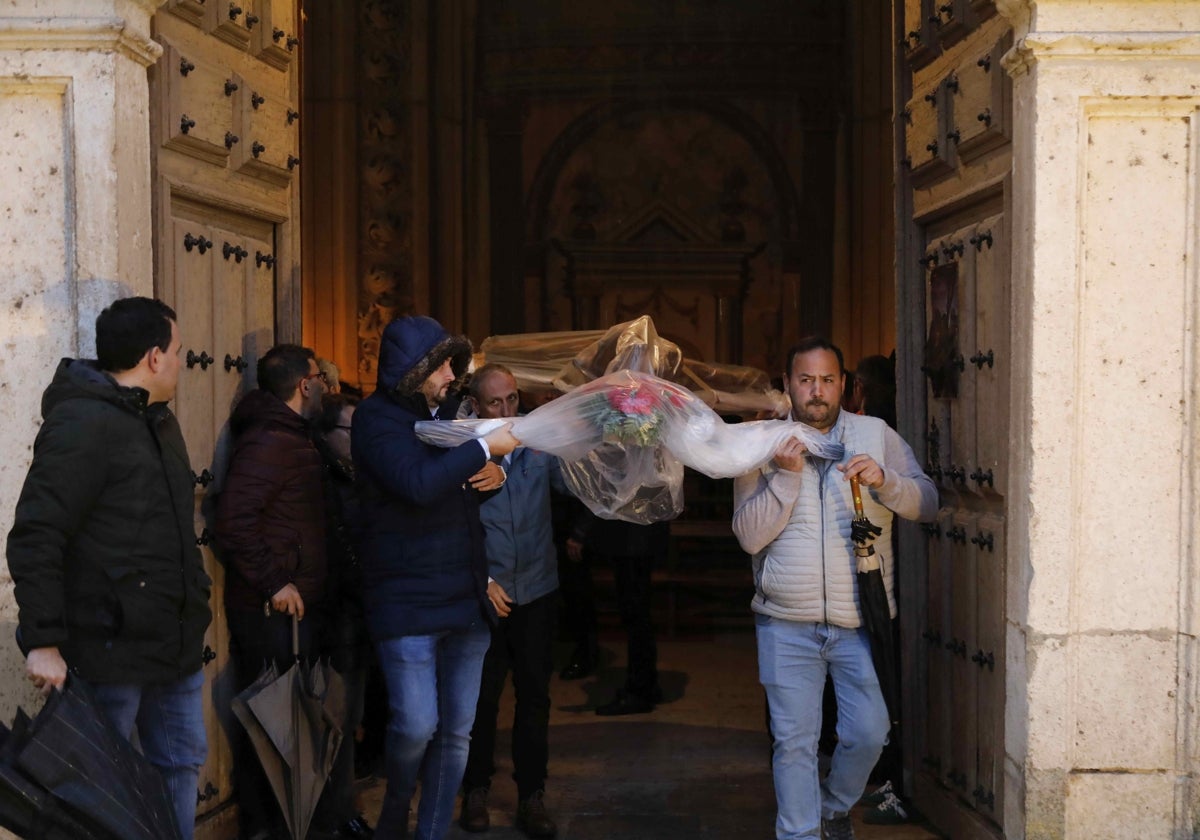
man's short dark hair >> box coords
[257,344,316,402]
[468,363,515,400]
[95,297,176,373]
[316,392,359,434]
[785,336,845,378]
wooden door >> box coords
[150,0,301,834]
[897,1,1012,838]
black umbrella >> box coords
[0,710,109,840]
[231,615,345,840]
[0,678,181,840]
[849,476,899,730]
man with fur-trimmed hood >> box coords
[352,315,518,840]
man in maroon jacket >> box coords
[215,343,336,840]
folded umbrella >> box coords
[0,711,108,840]
[849,476,900,730]
[0,678,180,840]
[232,615,345,840]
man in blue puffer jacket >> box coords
[352,315,518,840]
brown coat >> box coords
[216,389,328,612]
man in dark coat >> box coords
[7,297,212,840]
[215,342,330,840]
[352,315,517,840]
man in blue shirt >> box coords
[460,364,566,838]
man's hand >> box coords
[26,646,68,696]
[565,537,584,563]
[838,454,885,488]
[487,580,514,618]
[469,461,506,491]
[773,437,809,472]
[482,423,519,457]
[270,583,305,620]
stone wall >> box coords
[0,0,163,720]
[999,1,1200,836]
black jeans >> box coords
[226,607,323,835]
[463,591,558,799]
[557,547,597,653]
[608,552,658,699]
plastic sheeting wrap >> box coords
[415,369,843,523]
[478,316,790,419]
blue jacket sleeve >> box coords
[355,406,487,504]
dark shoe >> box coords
[460,786,490,832]
[595,689,655,716]
[821,812,856,840]
[863,792,910,825]
[858,779,894,807]
[515,790,557,838]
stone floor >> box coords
[356,630,943,840]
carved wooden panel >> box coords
[930,0,970,48]
[903,0,936,69]
[942,225,976,500]
[165,0,206,28]
[972,214,1007,499]
[973,513,1005,825]
[922,507,955,786]
[907,78,956,186]
[254,0,299,71]
[355,0,412,386]
[208,0,254,52]
[160,41,236,166]
[230,71,297,185]
[951,35,1012,162]
[174,218,218,467]
[947,509,978,802]
[170,216,225,819]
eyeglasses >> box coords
[302,371,329,386]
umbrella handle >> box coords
[849,475,865,518]
[292,613,300,661]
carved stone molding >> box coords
[1002,32,1200,76]
[0,15,164,66]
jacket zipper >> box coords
[818,461,828,626]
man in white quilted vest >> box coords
[732,337,938,840]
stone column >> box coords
[0,0,165,715]
[998,2,1200,837]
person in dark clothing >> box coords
[590,517,669,716]
[352,316,518,840]
[460,365,565,838]
[312,393,376,840]
[854,354,897,430]
[7,297,212,840]
[215,343,330,840]
[554,495,597,681]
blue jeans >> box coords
[375,625,492,839]
[91,668,207,840]
[756,616,889,840]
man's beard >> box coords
[795,399,837,430]
[424,382,449,407]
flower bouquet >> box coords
[577,376,690,447]
[415,369,844,524]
